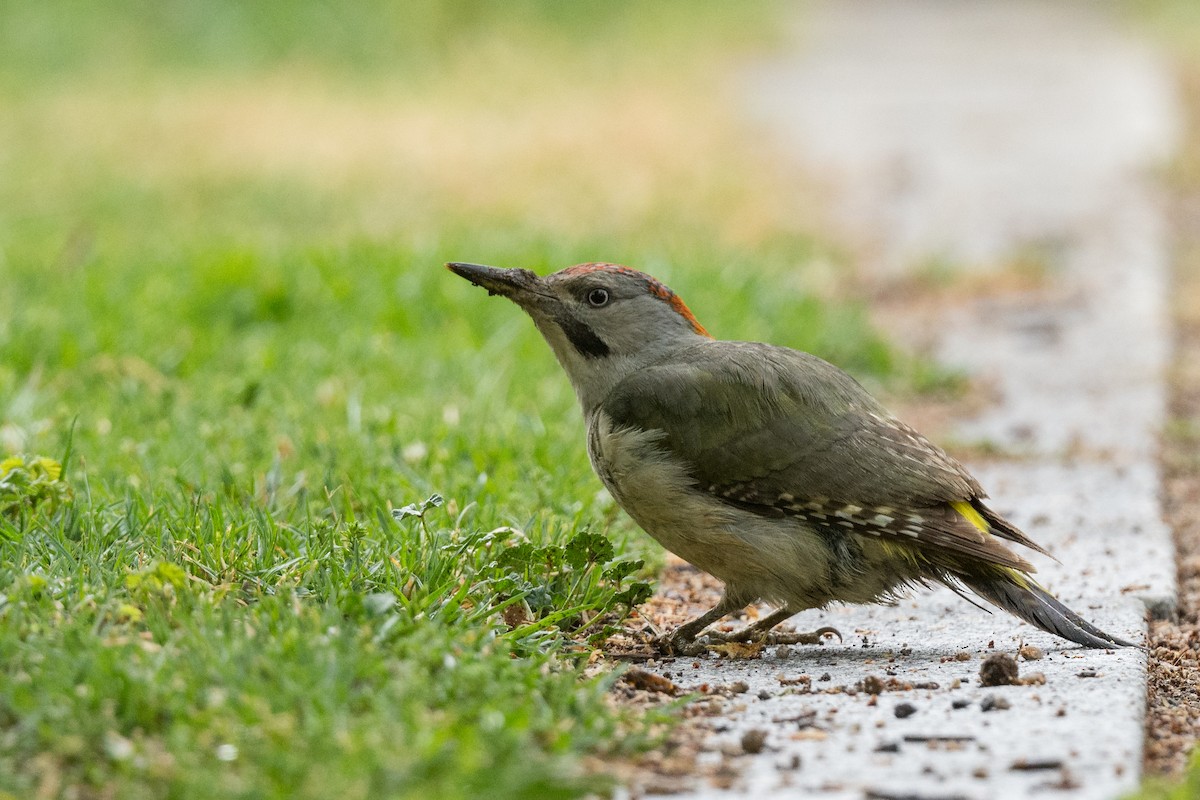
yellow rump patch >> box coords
[951,501,989,534]
[1000,566,1032,589]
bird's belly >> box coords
[587,417,736,571]
[587,413,840,603]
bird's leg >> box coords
[657,594,743,656]
[706,607,793,643]
[707,607,842,646]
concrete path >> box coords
[641,3,1180,798]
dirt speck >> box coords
[980,695,1012,712]
[979,652,1020,686]
[501,601,532,629]
[1018,644,1044,661]
[1010,758,1065,771]
[620,668,679,695]
[740,728,768,754]
[778,674,811,688]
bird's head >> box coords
[447,261,711,409]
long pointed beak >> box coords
[445,262,552,304]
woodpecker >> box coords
[447,261,1135,654]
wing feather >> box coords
[602,341,1037,569]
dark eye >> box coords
[587,288,610,307]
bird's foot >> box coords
[707,625,842,646]
[767,626,842,645]
[653,632,708,657]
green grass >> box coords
[1135,753,1200,800]
[0,2,920,797]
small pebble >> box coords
[775,645,793,659]
[894,703,918,719]
[952,699,972,710]
[620,669,679,695]
[980,695,1012,712]
[741,729,768,754]
[979,653,1020,686]
[1019,672,1047,686]
[1018,644,1044,661]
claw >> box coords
[702,628,758,645]
[717,625,842,646]
[655,633,707,657]
[662,624,842,654]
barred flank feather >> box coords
[964,571,1136,649]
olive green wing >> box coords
[601,341,1040,570]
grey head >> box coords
[447,262,711,410]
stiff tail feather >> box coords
[964,571,1137,649]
